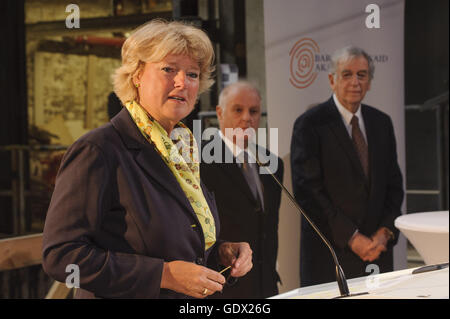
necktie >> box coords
[240,152,265,211]
[351,115,369,178]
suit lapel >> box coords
[206,134,261,206]
[361,105,376,192]
[326,99,369,190]
[111,109,198,219]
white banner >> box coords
[263,0,406,293]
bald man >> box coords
[201,82,284,298]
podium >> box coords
[270,266,449,299]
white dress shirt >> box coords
[218,130,243,160]
[218,130,257,164]
[333,94,367,242]
[218,130,264,210]
[333,94,368,144]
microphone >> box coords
[250,152,368,298]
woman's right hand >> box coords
[160,260,226,298]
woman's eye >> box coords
[162,67,173,73]
[187,72,199,79]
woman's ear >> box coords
[133,62,145,87]
[133,74,141,87]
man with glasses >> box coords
[291,46,404,287]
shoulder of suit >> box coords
[293,99,334,129]
[77,122,117,144]
[361,104,392,123]
[67,122,122,158]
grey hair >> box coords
[218,81,261,111]
[329,46,375,80]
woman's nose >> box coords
[174,71,187,88]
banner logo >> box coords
[289,38,320,89]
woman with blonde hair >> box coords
[42,19,252,299]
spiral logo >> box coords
[289,38,320,89]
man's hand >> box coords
[349,228,391,262]
[218,242,253,277]
[365,227,391,260]
[349,232,380,262]
[371,227,392,247]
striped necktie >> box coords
[350,115,369,178]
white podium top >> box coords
[270,265,449,299]
[395,211,449,233]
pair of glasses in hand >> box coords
[219,265,238,286]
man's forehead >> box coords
[229,102,261,109]
[227,91,261,106]
[228,87,259,98]
[337,56,369,71]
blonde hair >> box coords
[113,19,215,104]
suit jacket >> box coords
[290,97,404,287]
[200,133,284,298]
[42,108,222,299]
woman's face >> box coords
[135,54,200,133]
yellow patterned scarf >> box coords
[125,100,216,250]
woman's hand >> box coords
[218,242,253,277]
[160,260,225,298]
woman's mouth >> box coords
[168,96,186,102]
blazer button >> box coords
[196,257,204,265]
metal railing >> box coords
[405,91,449,210]
[0,144,68,235]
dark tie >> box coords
[241,152,265,211]
[350,115,369,178]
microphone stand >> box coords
[253,156,368,298]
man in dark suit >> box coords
[201,81,284,298]
[291,46,404,287]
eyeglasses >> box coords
[219,265,231,274]
[219,265,238,287]
[339,72,370,82]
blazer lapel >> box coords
[111,109,198,219]
[361,105,376,192]
[326,99,369,190]
[206,133,260,205]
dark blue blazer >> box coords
[291,97,404,286]
[42,108,221,298]
[201,134,284,298]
